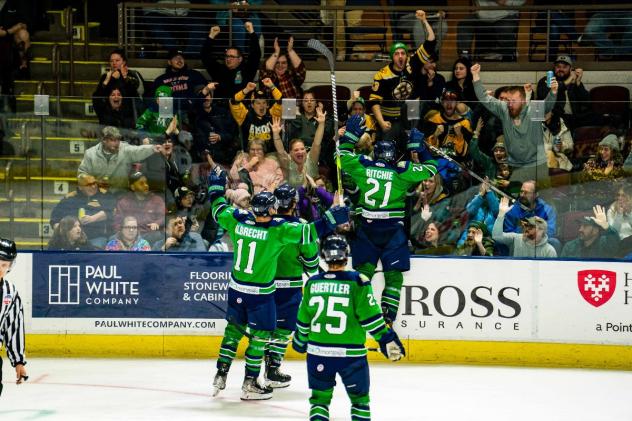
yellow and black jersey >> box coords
[368,39,436,121]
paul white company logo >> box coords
[49,265,81,305]
[577,270,616,307]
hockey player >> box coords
[0,238,27,396]
[207,171,318,400]
[339,114,437,324]
[292,234,405,421]
[265,183,320,388]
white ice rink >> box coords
[1,358,631,421]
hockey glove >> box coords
[207,169,227,203]
[292,334,307,354]
[378,329,405,362]
[342,114,365,144]
[408,128,433,163]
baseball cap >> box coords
[554,55,572,66]
[523,216,547,230]
[129,171,146,184]
[167,48,185,60]
[174,186,195,200]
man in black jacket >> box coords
[536,55,599,130]
[201,20,261,105]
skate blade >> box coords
[266,380,291,389]
[240,391,273,400]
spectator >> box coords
[152,48,208,120]
[136,86,179,139]
[502,180,558,244]
[143,0,201,55]
[93,49,145,118]
[47,216,98,251]
[422,89,473,162]
[94,87,136,130]
[606,184,632,242]
[262,36,306,99]
[445,56,478,111]
[413,221,454,255]
[230,79,282,152]
[456,0,525,61]
[192,82,238,165]
[153,215,207,252]
[412,58,446,105]
[368,10,436,151]
[229,139,283,194]
[454,221,494,256]
[390,1,448,54]
[410,172,467,248]
[297,173,335,222]
[472,63,557,185]
[225,184,251,210]
[78,126,162,194]
[49,174,116,249]
[201,21,261,104]
[171,185,204,234]
[456,180,499,247]
[581,134,625,183]
[105,216,152,251]
[114,171,167,244]
[272,110,325,188]
[209,0,263,52]
[0,0,31,78]
[142,116,191,200]
[469,119,507,180]
[543,112,573,172]
[535,56,597,131]
[583,4,632,60]
[345,93,376,148]
[560,206,619,258]
[493,197,557,258]
[288,90,335,149]
[320,0,347,61]
[531,2,577,62]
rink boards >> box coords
[8,252,632,369]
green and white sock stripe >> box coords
[309,404,330,421]
[351,404,371,421]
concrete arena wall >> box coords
[10,253,632,370]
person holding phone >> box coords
[535,55,598,131]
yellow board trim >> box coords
[25,334,632,370]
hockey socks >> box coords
[356,262,377,280]
[382,270,404,323]
[244,328,271,378]
[310,388,333,421]
[266,327,292,366]
[217,322,244,367]
[349,392,371,421]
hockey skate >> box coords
[241,377,273,400]
[265,364,292,388]
[212,363,229,397]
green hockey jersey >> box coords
[339,140,437,220]
[294,270,390,357]
[274,215,320,289]
[212,197,316,294]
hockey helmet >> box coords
[0,238,17,261]
[251,191,278,216]
[373,140,397,164]
[274,183,297,211]
[321,235,350,264]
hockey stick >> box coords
[424,142,530,211]
[308,38,343,198]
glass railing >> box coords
[1,87,631,260]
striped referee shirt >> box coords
[0,278,26,367]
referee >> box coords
[0,238,27,396]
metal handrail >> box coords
[83,0,89,60]
[20,122,33,214]
[4,161,14,238]
[66,6,75,97]
[51,44,61,115]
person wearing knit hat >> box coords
[581,133,626,188]
[225,187,251,210]
[455,220,494,256]
[368,10,436,152]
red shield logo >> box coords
[577,270,616,307]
